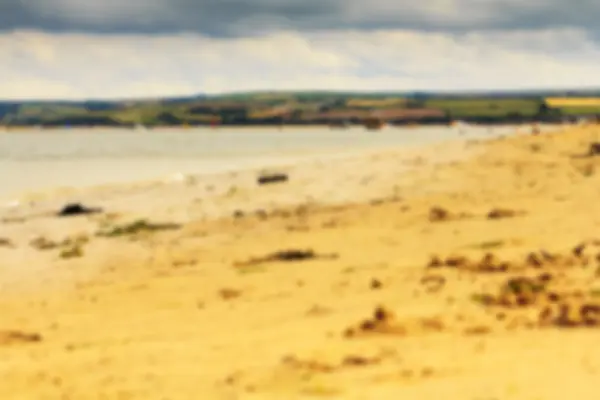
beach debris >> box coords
[97,219,180,237]
[427,254,469,268]
[31,236,70,250]
[427,252,511,272]
[427,255,444,268]
[280,353,382,374]
[529,143,543,153]
[429,243,593,274]
[486,208,520,219]
[57,203,102,217]
[234,248,337,267]
[30,234,89,257]
[30,236,60,250]
[370,278,383,290]
[524,248,585,269]
[420,275,446,293]
[344,306,401,337]
[255,209,268,220]
[470,239,506,250]
[428,206,471,222]
[286,225,310,232]
[257,172,288,185]
[476,253,511,272]
[219,288,242,300]
[224,353,386,394]
[344,306,445,338]
[233,210,245,219]
[0,330,42,346]
[280,355,335,373]
[497,276,548,306]
[579,163,595,177]
[588,142,600,156]
[263,249,316,261]
[445,255,472,268]
[526,251,554,267]
[463,325,492,335]
[471,280,549,329]
[572,243,587,258]
[540,301,600,327]
[59,243,84,259]
[341,355,382,368]
[428,207,450,222]
[0,237,14,248]
[295,204,310,217]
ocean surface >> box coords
[0,125,551,201]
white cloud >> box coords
[1,28,600,100]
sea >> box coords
[0,124,555,202]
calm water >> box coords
[0,125,544,200]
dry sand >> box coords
[2,125,600,399]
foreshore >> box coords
[2,123,600,399]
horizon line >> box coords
[2,86,600,103]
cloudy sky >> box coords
[1,0,600,100]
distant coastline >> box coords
[1,90,599,129]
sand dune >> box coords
[3,125,600,399]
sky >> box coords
[1,0,600,100]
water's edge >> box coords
[0,125,559,203]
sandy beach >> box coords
[3,124,600,399]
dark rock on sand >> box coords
[257,173,288,185]
[57,203,102,217]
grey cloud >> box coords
[0,0,599,36]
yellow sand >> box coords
[2,125,600,399]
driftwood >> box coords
[257,173,288,185]
[234,249,338,267]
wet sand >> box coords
[2,124,600,399]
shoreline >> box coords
[0,126,515,218]
[0,123,562,206]
[0,121,563,133]
[0,131,479,223]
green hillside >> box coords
[1,90,599,127]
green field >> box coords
[424,98,542,118]
[2,91,600,127]
[555,106,600,116]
